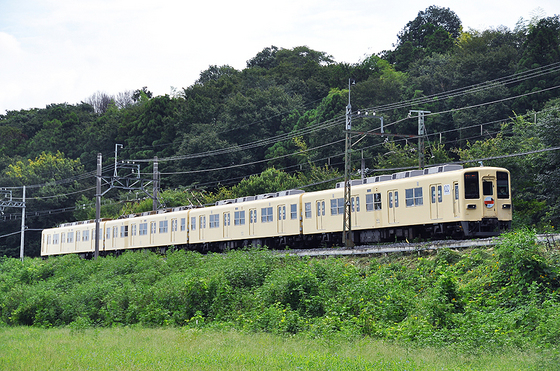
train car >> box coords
[306,164,512,245]
[41,165,512,257]
[187,190,304,251]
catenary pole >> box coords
[19,186,25,261]
[95,152,102,259]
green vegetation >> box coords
[0,327,556,370]
[0,229,559,367]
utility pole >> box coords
[95,152,102,260]
[153,156,159,211]
[343,78,355,248]
[409,110,431,169]
[19,186,25,262]
[114,144,123,177]
[1,188,26,260]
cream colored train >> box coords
[41,165,512,257]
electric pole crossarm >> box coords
[0,201,26,208]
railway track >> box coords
[284,233,560,258]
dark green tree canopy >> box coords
[397,5,462,47]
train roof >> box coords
[336,164,464,189]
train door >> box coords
[113,226,118,248]
[150,222,156,245]
[430,184,442,220]
[277,205,286,234]
[171,219,177,243]
[249,209,257,236]
[388,190,398,224]
[223,212,230,238]
[453,182,460,217]
[75,231,80,251]
[130,224,136,246]
[199,215,206,240]
[351,195,360,227]
[316,200,325,230]
[482,176,496,218]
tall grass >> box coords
[0,327,556,370]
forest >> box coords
[1,5,560,258]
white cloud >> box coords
[0,0,559,113]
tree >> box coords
[84,91,114,114]
[535,98,560,226]
[389,6,462,70]
[0,151,86,257]
[246,46,280,69]
[397,5,462,47]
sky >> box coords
[1,0,559,114]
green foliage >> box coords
[1,233,560,352]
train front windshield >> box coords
[496,171,510,199]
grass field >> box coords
[0,326,557,370]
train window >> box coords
[497,171,510,199]
[352,197,360,212]
[316,202,325,217]
[181,218,186,231]
[415,188,423,206]
[106,228,111,239]
[483,181,493,196]
[83,230,89,241]
[250,210,257,224]
[121,226,129,237]
[406,189,414,207]
[388,193,393,208]
[374,193,381,210]
[224,213,230,226]
[113,226,118,238]
[431,185,443,204]
[454,184,459,200]
[209,214,220,228]
[406,187,423,207]
[151,222,156,234]
[200,216,206,229]
[139,223,148,235]
[159,220,169,233]
[290,204,297,219]
[76,231,81,243]
[395,192,399,207]
[464,172,479,199]
[61,233,66,244]
[172,219,178,232]
[330,198,344,215]
[261,207,273,223]
[234,210,245,225]
[53,234,59,244]
[305,203,312,218]
[47,235,51,245]
[366,194,373,211]
[68,232,74,243]
[131,225,136,236]
[191,217,196,230]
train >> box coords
[41,164,512,257]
